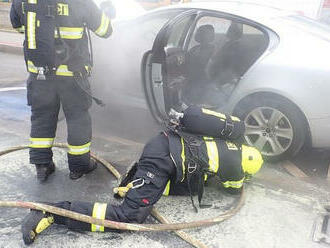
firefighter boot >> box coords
[69,159,98,180]
[35,162,55,183]
[21,210,54,245]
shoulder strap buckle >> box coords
[221,115,234,138]
[187,162,197,174]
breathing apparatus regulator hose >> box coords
[0,143,246,248]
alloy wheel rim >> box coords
[244,107,293,156]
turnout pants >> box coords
[52,133,176,230]
[27,74,93,172]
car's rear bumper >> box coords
[309,117,330,148]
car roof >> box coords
[157,1,296,27]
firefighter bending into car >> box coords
[20,106,264,245]
[10,0,115,181]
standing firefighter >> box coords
[21,106,264,245]
[10,0,114,181]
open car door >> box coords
[141,10,197,123]
[141,9,270,123]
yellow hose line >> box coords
[0,143,246,247]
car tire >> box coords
[234,96,307,162]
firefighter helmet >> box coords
[241,145,263,175]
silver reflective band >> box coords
[204,137,219,173]
[91,203,107,232]
[68,142,91,155]
[29,138,54,148]
[27,12,36,49]
[54,27,84,39]
[95,13,110,37]
[222,179,244,189]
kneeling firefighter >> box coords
[10,0,115,181]
[21,106,264,245]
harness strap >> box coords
[187,171,198,213]
[221,114,234,138]
[184,136,212,211]
[166,125,219,211]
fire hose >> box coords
[0,143,246,248]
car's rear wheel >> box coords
[234,96,307,162]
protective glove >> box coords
[100,0,116,19]
[15,26,25,34]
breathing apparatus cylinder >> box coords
[24,0,56,72]
[179,106,245,140]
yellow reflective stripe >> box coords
[204,174,208,181]
[68,142,91,155]
[35,216,54,234]
[203,137,219,173]
[201,108,240,122]
[180,137,186,182]
[16,26,25,33]
[232,116,240,122]
[95,13,110,37]
[27,60,38,73]
[27,60,76,76]
[57,3,69,16]
[55,27,84,39]
[56,65,74,76]
[163,180,171,196]
[27,12,36,49]
[91,203,107,232]
[28,0,37,3]
[27,61,90,77]
[222,178,244,189]
[29,138,55,148]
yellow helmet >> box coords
[241,145,264,175]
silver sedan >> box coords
[92,2,330,161]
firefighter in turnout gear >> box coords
[10,0,114,181]
[21,107,263,245]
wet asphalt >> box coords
[0,52,329,248]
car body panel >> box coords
[225,17,330,147]
[92,2,330,148]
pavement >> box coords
[0,29,330,248]
[0,129,329,248]
[0,30,23,55]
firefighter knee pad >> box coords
[121,199,153,224]
[124,169,168,208]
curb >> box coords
[0,27,24,55]
[0,42,23,55]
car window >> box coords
[186,15,268,82]
[118,9,185,47]
[188,16,232,50]
[243,24,264,35]
[167,14,195,48]
[136,10,185,44]
[163,14,269,110]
